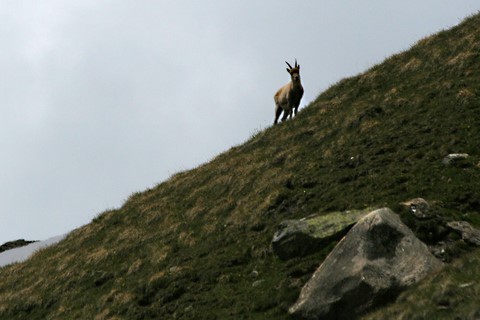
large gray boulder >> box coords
[272,208,371,260]
[289,208,443,320]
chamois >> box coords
[273,59,304,125]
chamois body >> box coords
[274,60,304,125]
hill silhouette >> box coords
[0,13,479,320]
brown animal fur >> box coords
[274,59,304,125]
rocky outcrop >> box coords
[397,197,480,260]
[446,221,480,246]
[272,208,371,260]
[289,208,443,320]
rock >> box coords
[427,240,464,262]
[400,198,431,219]
[252,279,265,288]
[442,153,469,166]
[428,241,448,261]
[289,208,443,320]
[272,208,372,260]
[446,221,480,246]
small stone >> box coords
[442,153,469,166]
[428,241,450,262]
[458,282,474,288]
[400,198,431,219]
[252,279,265,288]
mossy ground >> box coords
[0,13,480,320]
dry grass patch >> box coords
[101,289,136,308]
[360,119,381,132]
[456,88,475,104]
[359,70,380,84]
[117,227,143,243]
[402,57,422,72]
[149,271,166,284]
[150,246,170,265]
[447,51,475,67]
[383,87,398,103]
[201,220,218,235]
[127,259,143,275]
[94,308,111,320]
[178,231,196,247]
[86,247,109,265]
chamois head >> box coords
[286,59,301,83]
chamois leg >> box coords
[281,108,290,122]
[294,105,299,116]
[274,106,283,125]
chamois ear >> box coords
[286,68,291,73]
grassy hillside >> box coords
[1,13,480,319]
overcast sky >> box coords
[1,2,479,244]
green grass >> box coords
[0,13,480,320]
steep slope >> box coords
[0,13,479,320]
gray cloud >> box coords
[1,1,478,243]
